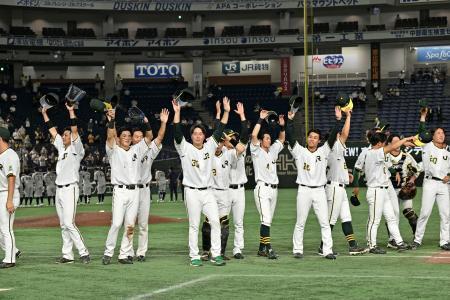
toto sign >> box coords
[134,63,182,78]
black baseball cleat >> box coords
[127,256,134,262]
[409,241,421,250]
[369,246,386,254]
[137,255,146,262]
[80,255,91,264]
[257,250,268,257]
[200,251,210,261]
[387,240,398,249]
[349,246,368,255]
[396,242,409,252]
[318,247,338,257]
[293,252,304,259]
[233,253,244,259]
[440,243,450,251]
[325,254,336,260]
[102,255,112,265]
[118,258,133,264]
[15,250,22,259]
[267,248,278,260]
[56,257,74,264]
[0,262,16,269]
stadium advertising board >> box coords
[416,46,450,62]
[134,63,182,78]
[221,61,270,75]
[280,58,291,95]
[9,0,383,11]
[400,0,446,3]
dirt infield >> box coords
[424,251,450,264]
[15,212,186,228]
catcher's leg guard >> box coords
[220,216,230,255]
[403,208,418,234]
[201,217,211,252]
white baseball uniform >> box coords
[363,147,404,249]
[32,172,44,198]
[0,148,20,264]
[289,141,333,256]
[212,147,234,218]
[53,134,89,260]
[94,170,107,195]
[156,171,166,192]
[21,174,33,198]
[175,137,222,260]
[132,140,162,258]
[251,140,283,227]
[44,171,57,197]
[326,140,351,226]
[414,142,450,246]
[82,171,92,196]
[104,139,152,260]
[229,148,247,256]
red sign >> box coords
[280,57,290,95]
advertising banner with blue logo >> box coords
[135,63,182,78]
[312,54,345,69]
[417,46,450,62]
[222,61,270,75]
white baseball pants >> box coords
[414,179,450,246]
[184,188,221,260]
[128,185,151,257]
[293,185,333,255]
[55,184,89,260]
[0,191,19,263]
[326,182,352,225]
[104,186,139,259]
[254,182,278,227]
[229,186,245,255]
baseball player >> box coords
[43,169,57,206]
[128,114,167,262]
[93,167,106,204]
[251,109,285,259]
[411,108,450,250]
[32,171,45,206]
[81,168,92,204]
[21,172,33,206]
[201,102,248,260]
[102,108,164,265]
[355,131,414,254]
[321,110,366,256]
[0,127,21,268]
[155,170,167,202]
[385,134,422,248]
[173,97,230,267]
[42,104,90,264]
[168,167,179,202]
[286,107,341,259]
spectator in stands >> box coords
[115,74,123,92]
[371,80,379,94]
[423,69,431,81]
[396,14,401,22]
[359,79,367,94]
[437,105,443,122]
[319,93,327,102]
[195,81,200,99]
[410,72,416,84]
[292,80,299,95]
[204,72,210,90]
[375,90,383,104]
[398,70,405,87]
[87,119,94,133]
[20,73,27,87]
[95,73,101,94]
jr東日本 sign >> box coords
[134,63,182,78]
[222,61,270,75]
[416,46,450,62]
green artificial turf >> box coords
[1,188,450,299]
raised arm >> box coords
[234,102,248,156]
[212,97,230,143]
[65,103,79,140]
[153,108,169,147]
[142,116,154,142]
[278,114,286,144]
[339,110,351,144]
[326,107,343,149]
[106,109,117,149]
[41,107,57,139]
[172,99,183,144]
[286,111,297,148]
[383,136,415,154]
[418,107,427,134]
[251,110,268,145]
[214,100,221,129]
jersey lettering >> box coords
[303,163,310,171]
[212,168,217,176]
[191,159,199,168]
[430,155,437,164]
[204,153,210,160]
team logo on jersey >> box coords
[141,155,149,163]
[132,154,138,161]
[62,153,68,160]
[192,159,200,168]
[204,153,210,160]
[430,155,438,164]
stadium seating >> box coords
[379,80,449,136]
[106,28,129,39]
[395,18,419,29]
[365,24,386,31]
[193,27,215,38]
[335,22,358,33]
[135,28,158,39]
[10,26,36,36]
[0,28,7,36]
[42,27,66,37]
[420,17,448,28]
[222,26,244,37]
[311,23,330,34]
[249,25,271,36]
[68,28,96,38]
[278,29,300,35]
[165,28,187,38]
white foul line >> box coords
[128,275,217,300]
[0,289,12,292]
